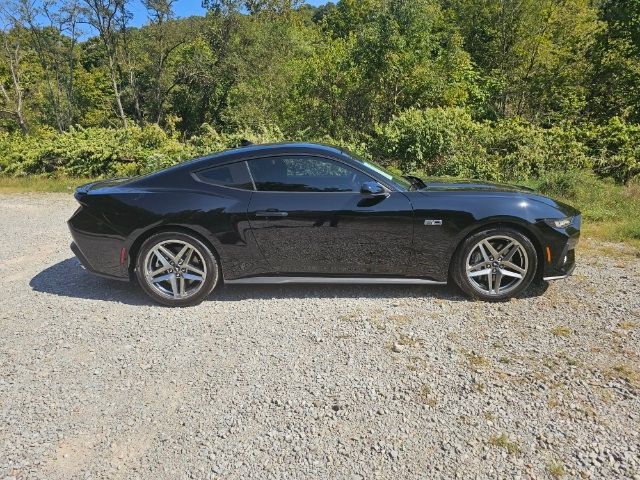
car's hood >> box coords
[417,177,580,216]
[420,178,534,193]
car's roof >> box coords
[132,142,363,186]
[215,142,347,159]
[191,142,351,168]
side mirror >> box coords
[360,181,386,195]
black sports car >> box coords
[68,143,580,306]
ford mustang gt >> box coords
[68,143,580,306]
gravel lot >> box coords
[1,193,639,480]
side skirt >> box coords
[225,276,447,285]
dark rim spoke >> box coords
[502,261,525,275]
[468,268,492,278]
[493,269,503,293]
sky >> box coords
[128,0,329,27]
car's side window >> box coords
[247,156,372,192]
[195,162,254,190]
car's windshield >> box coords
[362,161,413,190]
[345,152,413,191]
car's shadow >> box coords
[30,257,548,306]
[30,258,154,306]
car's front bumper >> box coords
[543,260,576,281]
[537,215,580,281]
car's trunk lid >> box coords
[76,178,132,194]
[74,178,132,204]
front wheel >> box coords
[452,228,538,301]
[135,231,219,307]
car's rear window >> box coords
[195,162,254,190]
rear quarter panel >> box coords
[71,181,269,280]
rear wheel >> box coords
[135,231,219,307]
[453,228,537,301]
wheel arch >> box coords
[127,224,222,279]
[447,220,545,280]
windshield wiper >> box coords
[403,175,427,191]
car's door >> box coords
[246,155,414,275]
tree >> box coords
[0,27,30,132]
[202,0,302,15]
[447,0,601,123]
[81,0,129,127]
[0,2,42,134]
[14,0,84,131]
[286,0,475,137]
[588,0,640,122]
[138,0,187,124]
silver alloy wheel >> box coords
[465,235,529,296]
[143,239,209,300]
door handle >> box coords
[255,210,288,217]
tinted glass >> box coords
[248,156,372,192]
[196,162,253,190]
[341,148,412,191]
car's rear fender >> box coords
[109,189,271,281]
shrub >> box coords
[535,170,583,199]
[0,125,198,178]
[580,118,640,183]
[0,115,638,187]
[373,108,633,184]
[486,120,591,181]
[374,108,499,180]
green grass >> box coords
[488,433,520,455]
[551,326,572,337]
[547,460,566,478]
[526,171,640,249]
[0,176,95,193]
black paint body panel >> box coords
[67,143,581,284]
[247,191,414,275]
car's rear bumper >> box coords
[70,242,129,281]
[68,204,130,281]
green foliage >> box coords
[0,0,639,190]
[446,0,602,123]
[2,111,636,188]
[286,0,475,137]
[374,108,599,183]
[588,0,640,123]
[0,124,289,177]
[375,107,497,179]
[535,171,634,224]
[533,170,640,245]
[0,125,196,177]
[536,170,585,199]
[580,118,640,183]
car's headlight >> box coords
[545,217,573,228]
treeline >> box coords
[0,0,639,182]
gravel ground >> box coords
[0,193,639,480]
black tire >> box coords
[452,227,538,301]
[135,231,219,307]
